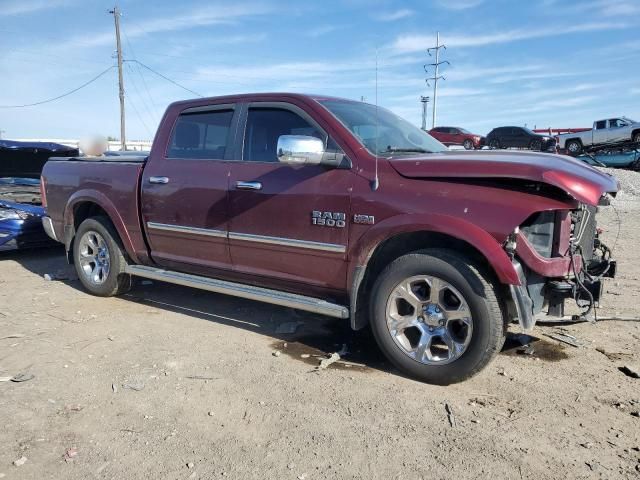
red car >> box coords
[41,93,618,384]
[429,126,485,150]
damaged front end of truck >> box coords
[388,150,620,332]
[505,194,618,331]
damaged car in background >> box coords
[0,140,78,251]
[0,178,53,251]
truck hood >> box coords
[388,150,618,206]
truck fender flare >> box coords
[64,190,139,263]
[348,213,520,330]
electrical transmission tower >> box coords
[109,6,126,151]
[424,32,449,129]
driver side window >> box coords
[243,107,325,162]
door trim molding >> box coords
[146,222,346,253]
[147,222,227,238]
[229,231,346,253]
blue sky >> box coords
[1,0,639,140]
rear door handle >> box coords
[235,181,262,190]
[149,176,169,184]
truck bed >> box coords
[42,156,148,263]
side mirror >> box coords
[277,135,325,165]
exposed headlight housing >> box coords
[520,211,555,258]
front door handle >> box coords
[235,181,262,190]
[149,176,169,184]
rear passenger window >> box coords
[167,109,234,159]
[243,108,325,162]
[595,121,606,130]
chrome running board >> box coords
[124,265,350,319]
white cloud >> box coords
[58,3,273,49]
[0,0,71,16]
[374,9,414,22]
[433,0,484,10]
[390,22,631,53]
[547,0,640,17]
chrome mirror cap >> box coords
[277,135,325,165]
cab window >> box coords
[167,109,234,159]
[243,107,325,162]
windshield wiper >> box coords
[382,147,432,154]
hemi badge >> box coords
[353,214,375,225]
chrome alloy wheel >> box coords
[78,230,111,285]
[385,275,473,365]
[567,141,581,154]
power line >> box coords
[0,66,114,108]
[126,89,154,138]
[121,27,161,120]
[126,60,203,98]
[125,63,158,130]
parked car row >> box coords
[429,126,556,152]
[430,117,640,157]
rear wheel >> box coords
[462,139,474,150]
[73,217,131,297]
[369,249,506,385]
[566,139,582,155]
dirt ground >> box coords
[1,171,639,480]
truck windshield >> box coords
[319,100,447,155]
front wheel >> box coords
[633,132,640,144]
[566,139,582,155]
[530,139,542,151]
[369,249,506,385]
[73,216,131,297]
[462,139,474,150]
[488,139,501,149]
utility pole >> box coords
[424,32,449,129]
[420,96,430,131]
[109,6,126,151]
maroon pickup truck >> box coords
[40,93,618,384]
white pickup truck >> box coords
[557,117,640,155]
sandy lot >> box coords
[1,169,639,479]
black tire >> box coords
[73,216,131,297]
[633,132,640,144]
[488,139,501,149]
[565,139,582,156]
[462,139,474,150]
[369,249,506,385]
[530,139,542,151]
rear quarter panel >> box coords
[42,159,146,263]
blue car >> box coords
[0,178,53,251]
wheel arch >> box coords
[565,137,583,146]
[348,215,519,330]
[64,191,139,264]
